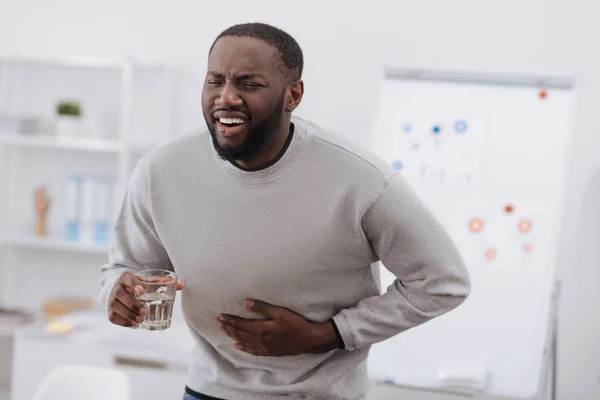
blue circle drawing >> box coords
[454,120,468,133]
[392,161,403,171]
[432,125,441,134]
[403,124,412,133]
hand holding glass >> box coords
[134,269,179,331]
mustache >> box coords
[212,107,252,119]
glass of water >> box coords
[133,269,178,331]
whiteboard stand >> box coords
[543,280,561,400]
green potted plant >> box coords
[55,99,83,137]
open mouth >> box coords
[217,117,247,127]
[215,117,248,137]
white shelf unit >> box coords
[1,235,109,255]
[0,133,125,153]
[0,56,174,326]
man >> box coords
[100,22,471,400]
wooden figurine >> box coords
[34,186,51,237]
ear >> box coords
[285,80,304,112]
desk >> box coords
[11,311,194,400]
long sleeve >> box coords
[331,173,471,351]
[99,159,173,310]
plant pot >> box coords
[56,116,82,137]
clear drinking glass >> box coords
[133,269,178,331]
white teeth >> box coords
[219,117,246,125]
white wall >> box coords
[0,0,599,398]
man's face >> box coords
[202,36,287,162]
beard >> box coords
[207,94,285,162]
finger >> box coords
[218,314,270,334]
[177,281,184,291]
[221,325,241,342]
[220,322,252,343]
[109,293,147,318]
[111,298,145,325]
[243,299,281,319]
[108,308,138,327]
[113,272,144,314]
[112,282,144,314]
[119,272,144,296]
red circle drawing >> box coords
[539,90,548,99]
[504,204,514,214]
[485,248,497,261]
[518,219,532,233]
[469,218,484,233]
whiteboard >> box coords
[367,70,574,399]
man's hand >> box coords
[218,299,340,356]
[107,271,184,328]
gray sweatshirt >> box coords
[100,116,471,400]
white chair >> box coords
[32,365,131,400]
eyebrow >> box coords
[207,71,266,80]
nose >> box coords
[215,81,243,108]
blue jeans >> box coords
[183,392,224,400]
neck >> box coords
[235,116,291,169]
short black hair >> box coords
[209,22,304,81]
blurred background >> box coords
[0,1,599,399]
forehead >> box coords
[208,36,280,77]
